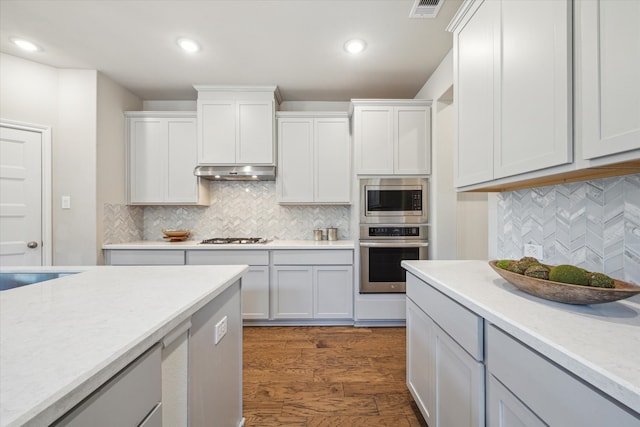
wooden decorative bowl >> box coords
[488,260,640,305]
[161,229,190,238]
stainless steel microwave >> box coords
[359,178,428,224]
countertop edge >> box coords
[102,240,356,250]
[402,260,640,416]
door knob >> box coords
[27,241,38,249]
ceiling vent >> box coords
[409,0,444,18]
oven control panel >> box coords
[360,225,428,240]
[368,227,420,237]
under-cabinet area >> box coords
[403,260,640,427]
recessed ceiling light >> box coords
[177,37,200,53]
[344,39,366,55]
[10,37,40,52]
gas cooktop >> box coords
[200,237,268,244]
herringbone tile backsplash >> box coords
[104,181,351,243]
[497,174,640,284]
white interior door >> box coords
[0,125,43,266]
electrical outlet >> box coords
[524,244,544,260]
[214,316,227,345]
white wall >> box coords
[414,49,489,260]
[0,53,58,129]
[0,53,141,265]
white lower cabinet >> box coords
[271,250,353,320]
[104,247,355,323]
[54,345,162,427]
[271,266,314,319]
[406,298,484,427]
[104,249,186,265]
[487,325,639,427]
[487,375,545,427]
[186,250,270,320]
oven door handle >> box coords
[359,241,429,248]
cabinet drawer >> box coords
[487,325,639,426]
[272,250,352,265]
[186,250,269,265]
[107,250,185,265]
[406,273,483,361]
[55,345,161,427]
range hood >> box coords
[194,165,276,181]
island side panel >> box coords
[189,279,242,427]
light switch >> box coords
[61,196,71,209]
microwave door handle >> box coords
[359,241,429,248]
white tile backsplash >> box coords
[103,181,351,243]
[497,174,640,284]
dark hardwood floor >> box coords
[243,326,429,427]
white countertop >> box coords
[0,265,248,427]
[402,260,640,415]
[102,239,356,250]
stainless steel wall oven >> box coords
[359,177,429,294]
[359,225,428,293]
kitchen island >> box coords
[0,265,248,427]
[402,260,640,427]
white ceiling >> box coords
[0,0,462,102]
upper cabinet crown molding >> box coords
[193,85,282,104]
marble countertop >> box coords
[102,239,356,250]
[402,260,640,415]
[0,265,248,427]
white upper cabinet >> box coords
[352,100,431,175]
[450,0,572,188]
[195,85,279,165]
[126,111,209,205]
[577,0,640,161]
[277,112,351,204]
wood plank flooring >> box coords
[243,326,428,427]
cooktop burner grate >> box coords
[200,237,268,244]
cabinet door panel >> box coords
[487,375,546,427]
[199,102,235,164]
[167,119,198,202]
[278,118,313,202]
[581,0,640,159]
[395,107,431,175]
[496,0,572,178]
[355,107,394,174]
[406,300,436,426]
[435,325,485,427]
[313,266,352,318]
[315,118,350,203]
[272,266,313,319]
[238,102,273,164]
[130,119,165,203]
[454,0,497,186]
[242,266,270,320]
